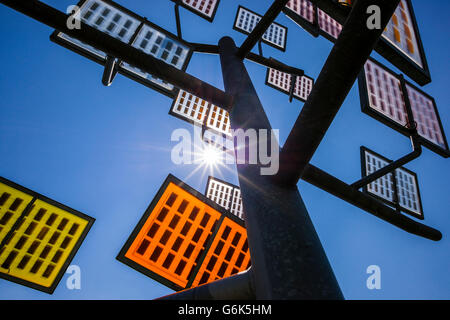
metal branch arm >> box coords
[276,0,402,186]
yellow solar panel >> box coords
[0,177,94,293]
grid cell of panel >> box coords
[182,0,218,19]
[121,24,190,91]
[56,0,141,59]
[192,217,250,287]
[285,0,315,24]
[0,199,89,289]
[123,183,221,289]
[235,7,287,50]
[267,68,313,102]
[364,152,395,203]
[382,0,423,68]
[206,180,233,211]
[0,183,33,244]
[405,84,446,149]
[317,8,342,40]
[395,168,421,215]
[363,60,408,126]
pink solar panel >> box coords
[406,84,446,149]
[360,58,449,157]
[317,8,342,40]
[285,0,315,24]
[363,59,408,127]
[180,0,220,21]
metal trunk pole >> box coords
[218,36,343,300]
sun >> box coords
[199,145,223,167]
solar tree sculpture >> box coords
[0,0,446,299]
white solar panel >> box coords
[179,0,220,21]
[170,90,232,137]
[234,6,287,51]
[206,178,244,220]
[363,148,423,218]
[52,0,192,96]
[266,68,314,102]
[121,24,190,91]
[55,0,141,59]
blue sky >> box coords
[0,0,448,300]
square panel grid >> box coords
[405,84,447,150]
[55,0,141,60]
[123,182,222,290]
[192,217,250,287]
[266,68,314,102]
[234,6,287,51]
[170,90,232,137]
[206,180,233,211]
[383,0,423,68]
[0,183,33,244]
[286,0,315,24]
[52,0,192,96]
[0,197,91,291]
[317,8,342,40]
[121,24,191,91]
[179,0,220,21]
[206,177,244,220]
[363,59,408,126]
[363,148,423,218]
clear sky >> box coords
[0,0,448,300]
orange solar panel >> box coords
[117,174,251,291]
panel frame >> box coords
[50,0,193,98]
[205,176,244,220]
[116,174,245,292]
[360,147,424,220]
[172,0,221,23]
[232,5,288,52]
[358,58,449,158]
[0,176,95,294]
[168,89,232,138]
[264,67,315,103]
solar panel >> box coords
[205,177,244,220]
[265,68,314,102]
[283,0,431,85]
[174,0,221,22]
[0,177,94,294]
[50,0,193,97]
[170,89,232,137]
[359,58,449,157]
[361,147,423,219]
[116,175,250,291]
[233,5,288,52]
